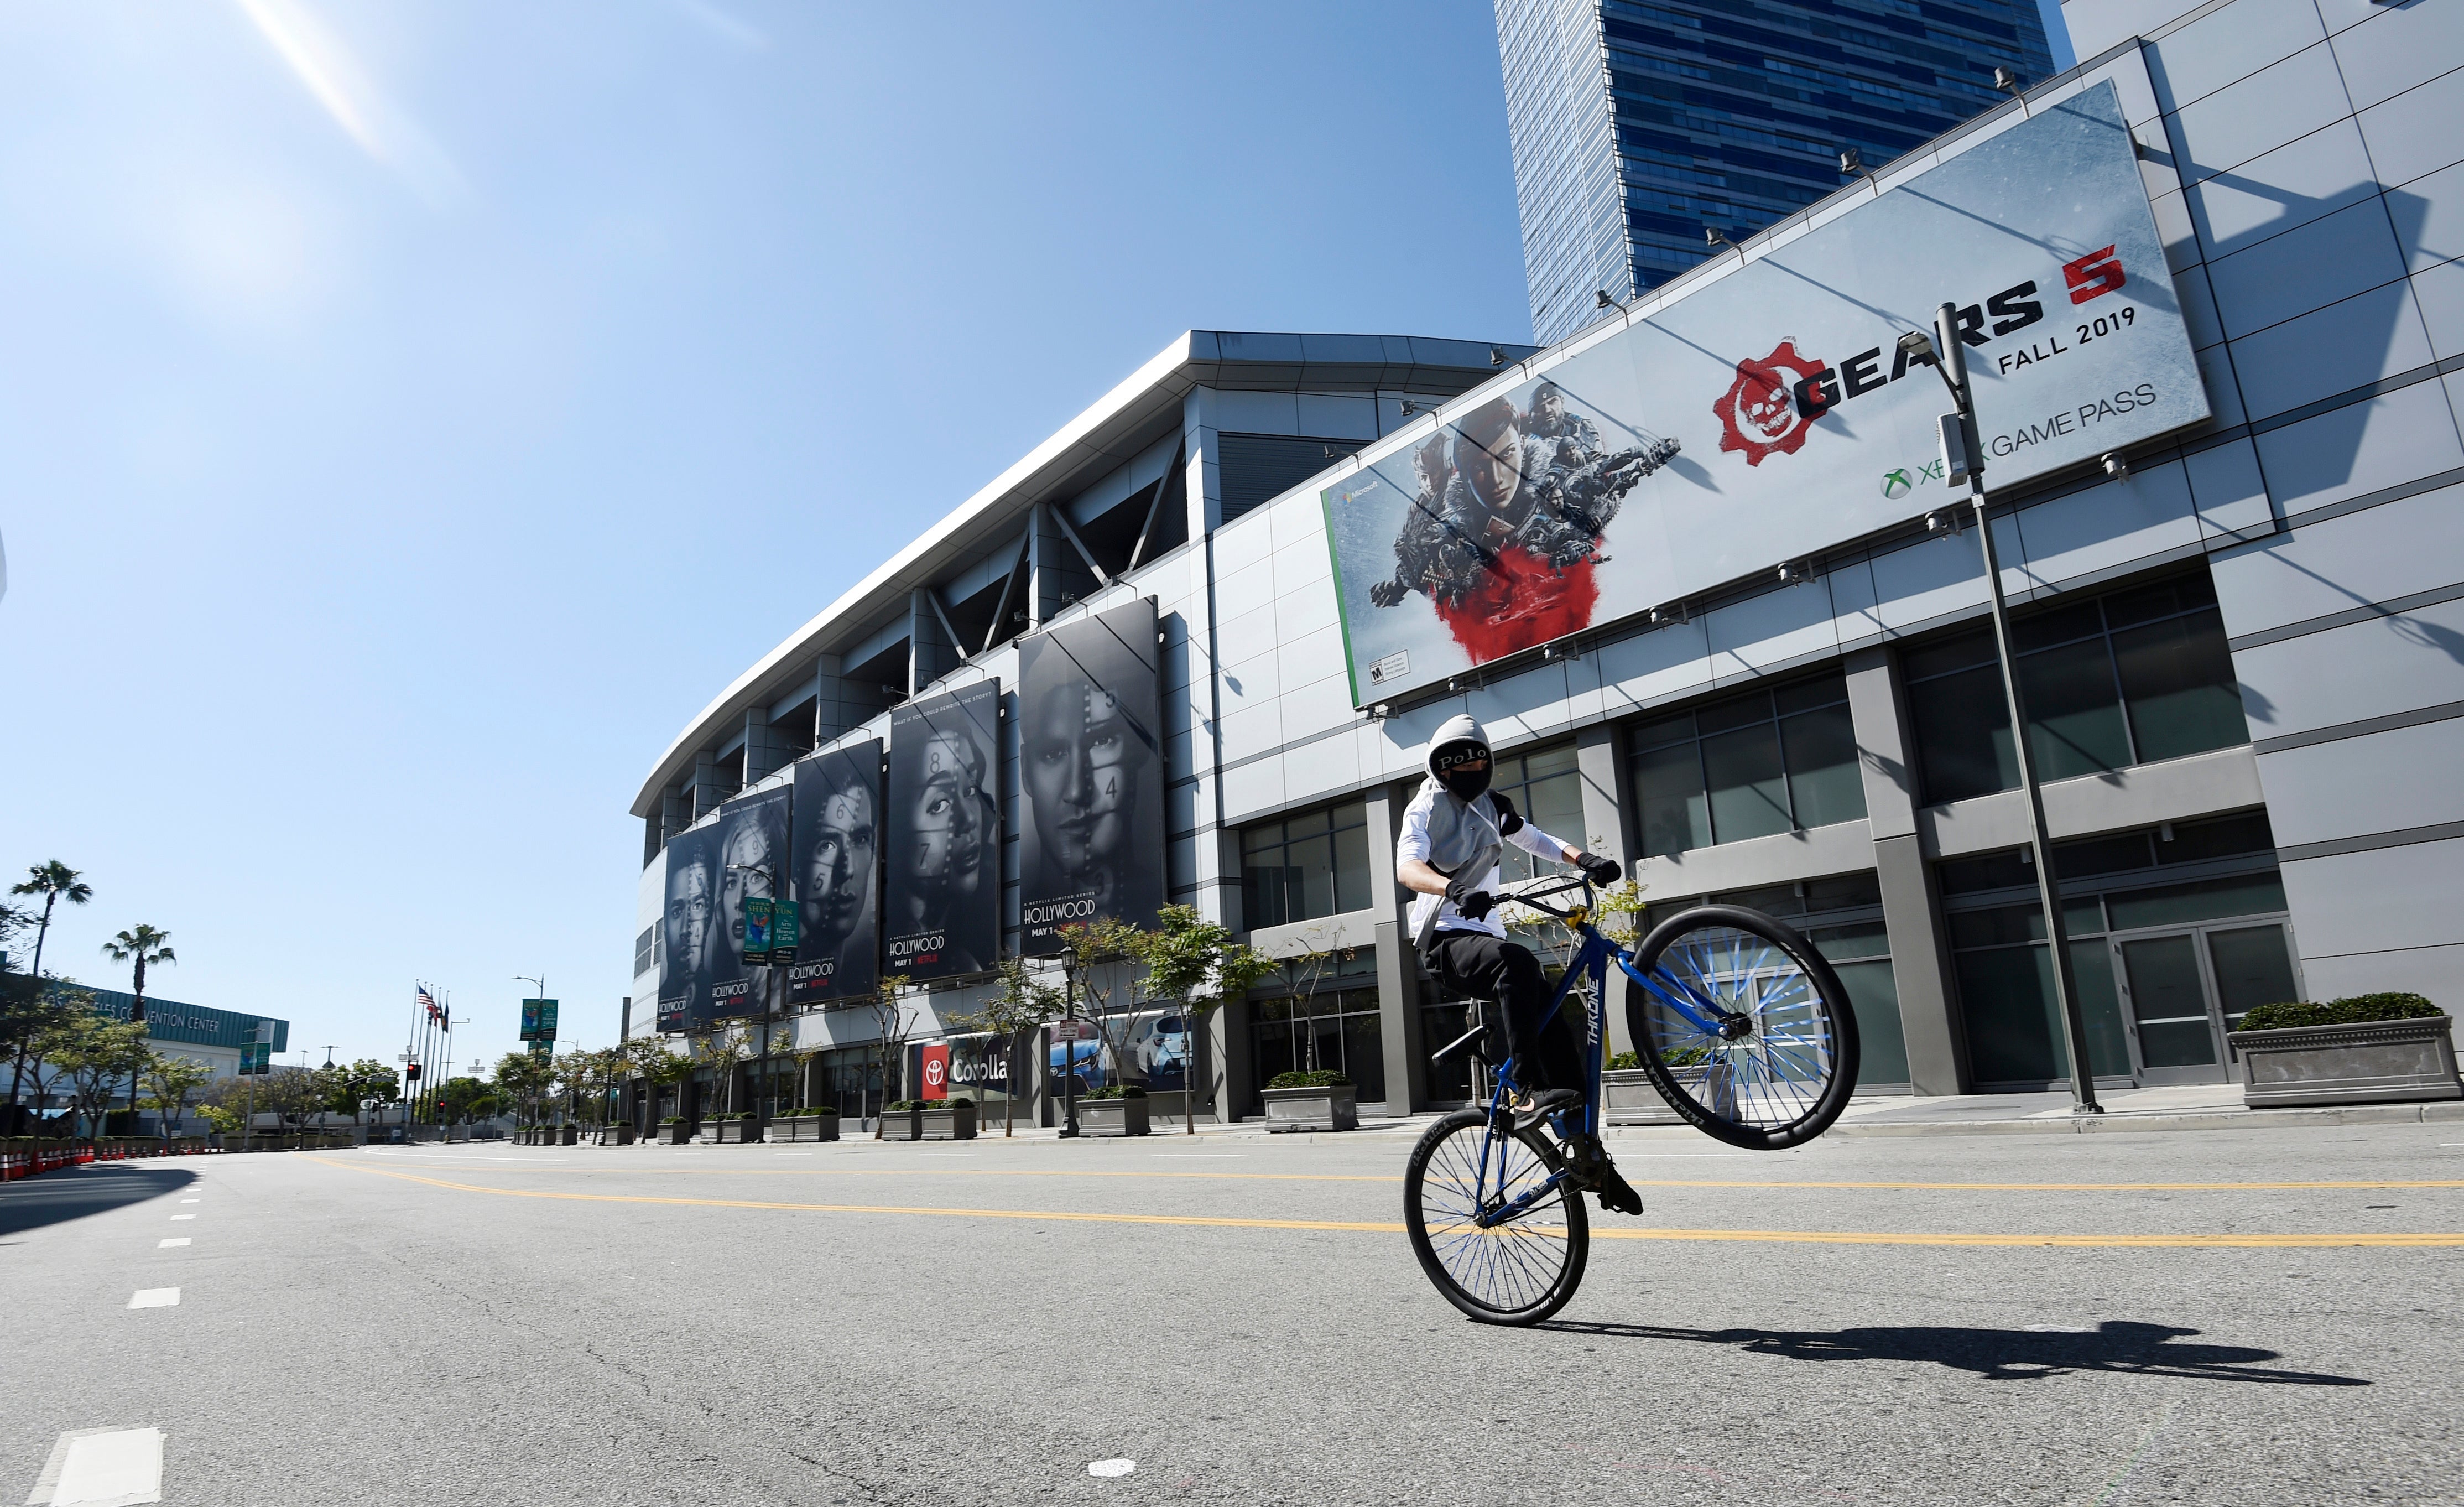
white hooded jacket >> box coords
[1397,713,1575,946]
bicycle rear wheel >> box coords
[1625,905,1860,1150]
[1404,1109,1588,1325]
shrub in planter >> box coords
[1262,1071,1356,1131]
[2229,992,2459,1108]
[1076,1089,1150,1136]
[920,1097,977,1141]
[2239,994,2442,1031]
[1265,1071,1346,1091]
[879,1102,924,1141]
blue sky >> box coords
[0,1,2071,1081]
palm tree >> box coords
[101,926,175,1132]
[8,861,90,1116]
[101,925,175,1022]
[10,860,92,986]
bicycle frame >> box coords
[1460,878,1739,1229]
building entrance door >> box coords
[2111,921,2299,1085]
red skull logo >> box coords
[1713,340,1825,466]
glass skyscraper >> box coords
[1498,0,2055,344]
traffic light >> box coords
[406,1062,423,1082]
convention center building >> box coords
[629,0,2464,1123]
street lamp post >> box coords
[513,974,546,1135]
[1056,945,1081,1140]
[1908,305,2103,1115]
[725,861,785,1130]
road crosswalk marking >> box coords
[25,1426,162,1506]
[156,1239,189,1249]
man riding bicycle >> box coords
[1397,714,1643,1215]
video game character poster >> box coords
[702,786,790,1025]
[788,739,882,1007]
[1017,599,1165,953]
[1322,84,2205,706]
[884,679,1001,983]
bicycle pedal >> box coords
[1596,1179,1644,1217]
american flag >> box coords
[416,985,439,1022]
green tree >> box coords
[1127,905,1275,1135]
[976,956,1066,1137]
[689,1020,754,1122]
[55,1012,154,1139]
[862,981,921,1136]
[436,1075,498,1126]
[18,984,97,1153]
[0,973,79,1132]
[98,924,175,1021]
[142,1053,213,1142]
[494,1050,553,1127]
[327,1059,400,1124]
[624,1037,690,1129]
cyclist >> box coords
[1398,714,1643,1214]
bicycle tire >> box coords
[1404,1109,1590,1325]
[1624,904,1860,1151]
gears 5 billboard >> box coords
[1323,82,2206,706]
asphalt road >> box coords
[5,1121,2460,1506]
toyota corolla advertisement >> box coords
[1322,82,2205,705]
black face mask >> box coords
[1435,743,1492,801]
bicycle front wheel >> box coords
[1404,1109,1588,1326]
[1626,905,1860,1150]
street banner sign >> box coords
[519,999,560,1041]
[742,897,775,967]
[919,1043,950,1100]
[529,1040,553,1062]
[768,905,799,965]
[240,1042,271,1075]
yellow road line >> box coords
[341,1157,2464,1193]
[307,1158,2464,1248]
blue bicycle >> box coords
[1404,873,1861,1324]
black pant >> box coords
[1423,929,1583,1094]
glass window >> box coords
[1625,673,1866,858]
[1241,801,1373,929]
[1491,742,1588,883]
[1249,986,1384,1105]
[1905,570,2249,806]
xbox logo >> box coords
[1881,468,1914,500]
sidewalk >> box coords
[1824,1082,2464,1138]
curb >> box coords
[1833,1099,2464,1138]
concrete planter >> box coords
[920,1103,977,1141]
[878,1108,921,1141]
[2228,1016,2463,1108]
[699,1115,760,1144]
[1261,1085,1357,1132]
[557,1125,579,1146]
[1076,1098,1150,1137]
[595,1125,635,1147]
[1601,1068,1682,1125]
[659,1122,694,1145]
[773,1114,840,1142]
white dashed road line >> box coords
[126,1289,179,1309]
[157,1239,189,1249]
[1088,1459,1135,1478]
[177,1199,198,1205]
[167,1215,193,1222]
[25,1426,163,1506]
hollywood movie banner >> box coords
[1017,599,1166,952]
[1323,82,2205,705]
[788,739,883,1007]
[700,785,790,1026]
[656,823,723,1032]
[884,679,1001,982]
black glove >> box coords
[1452,890,1496,922]
[1575,851,1622,886]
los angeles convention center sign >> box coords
[1321,81,2208,707]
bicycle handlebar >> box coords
[1490,871,1595,919]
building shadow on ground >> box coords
[0,1162,199,1241]
[1538,1318,2368,1386]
